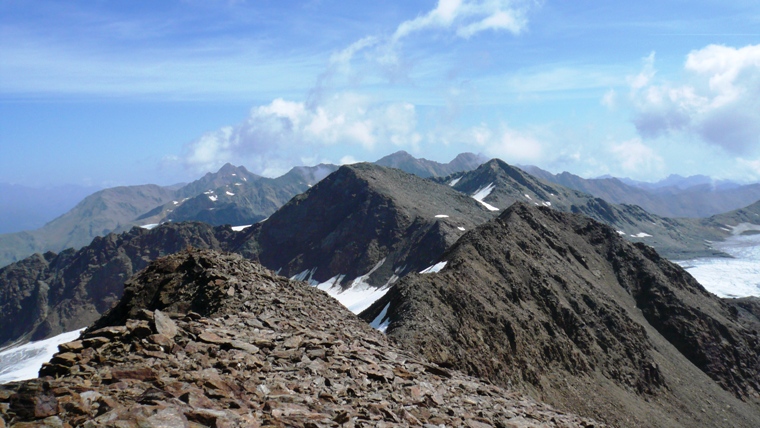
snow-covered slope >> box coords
[0,329,84,384]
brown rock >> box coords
[58,341,83,353]
[198,332,229,345]
[148,334,174,348]
[110,367,158,382]
[81,336,110,349]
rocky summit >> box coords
[362,202,760,428]
[0,249,599,427]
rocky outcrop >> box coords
[0,249,599,427]
[0,222,238,348]
[362,202,760,427]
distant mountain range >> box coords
[523,166,760,218]
[0,152,488,268]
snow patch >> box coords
[203,190,214,195]
[225,191,235,196]
[0,329,85,384]
[524,194,532,200]
[472,183,495,200]
[420,261,447,274]
[435,214,449,218]
[231,224,251,232]
[677,233,760,298]
[303,259,394,314]
[457,227,466,231]
[630,232,652,238]
[140,223,159,230]
[471,183,499,211]
[208,195,218,202]
[617,230,626,235]
[449,177,462,186]
[726,222,760,236]
[172,201,179,205]
[369,303,391,333]
[542,201,551,207]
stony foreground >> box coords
[0,249,599,427]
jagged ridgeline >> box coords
[361,202,760,428]
[237,162,495,290]
[0,249,599,427]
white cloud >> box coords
[630,44,760,154]
[461,123,543,162]
[394,0,528,41]
[609,138,664,175]
[339,155,362,165]
[182,93,421,175]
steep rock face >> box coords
[452,159,726,259]
[238,163,494,288]
[0,249,599,427]
[362,203,760,428]
[0,223,238,347]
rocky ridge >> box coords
[0,249,600,427]
[449,159,729,259]
[362,202,760,427]
[238,162,495,289]
[0,222,239,348]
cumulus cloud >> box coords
[609,138,664,176]
[182,93,421,175]
[459,123,543,162]
[630,44,760,154]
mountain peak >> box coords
[362,201,760,427]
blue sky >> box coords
[2,0,760,187]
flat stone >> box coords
[110,367,158,382]
[154,310,178,338]
[58,340,83,353]
[82,337,111,349]
[198,332,229,345]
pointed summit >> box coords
[237,163,494,299]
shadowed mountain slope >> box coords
[0,223,239,348]
[237,163,495,290]
[0,249,599,427]
[362,203,760,427]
